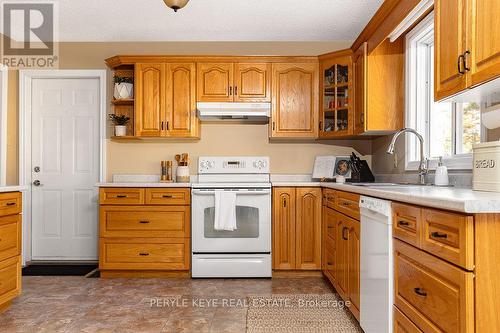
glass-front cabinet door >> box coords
[319,50,353,138]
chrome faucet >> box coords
[386,128,429,185]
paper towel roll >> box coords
[482,104,500,129]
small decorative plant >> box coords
[109,114,130,125]
[109,114,130,136]
[113,76,134,100]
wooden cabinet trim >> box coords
[145,188,191,205]
[0,215,22,262]
[0,192,22,217]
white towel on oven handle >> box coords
[214,190,237,231]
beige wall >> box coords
[6,41,374,184]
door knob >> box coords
[33,180,41,186]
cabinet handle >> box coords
[398,220,409,226]
[166,121,170,131]
[414,287,427,297]
[283,198,287,208]
[458,54,465,74]
[116,195,127,198]
[139,252,150,256]
[139,221,150,224]
[319,121,322,131]
[229,86,233,95]
[342,227,348,240]
[161,121,164,130]
[234,86,238,95]
[5,202,16,206]
[272,122,275,131]
[463,50,471,72]
[327,261,333,266]
[342,201,350,206]
[162,195,173,198]
[327,226,334,229]
[431,231,448,239]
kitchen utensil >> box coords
[175,154,181,164]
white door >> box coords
[31,78,100,260]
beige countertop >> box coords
[98,174,500,213]
[0,186,26,193]
[97,182,191,188]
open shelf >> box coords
[111,99,134,105]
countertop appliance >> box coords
[191,156,271,278]
[359,196,393,333]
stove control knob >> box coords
[200,161,207,169]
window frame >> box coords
[404,12,484,171]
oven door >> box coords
[191,188,271,253]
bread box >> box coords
[473,141,500,192]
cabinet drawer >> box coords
[394,240,474,333]
[322,189,336,209]
[393,203,421,248]
[100,206,189,238]
[99,238,189,270]
[0,192,22,217]
[335,191,360,220]
[145,188,190,205]
[421,209,474,270]
[0,256,21,306]
[394,306,423,333]
[99,188,145,205]
[0,215,21,262]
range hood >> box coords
[197,102,270,122]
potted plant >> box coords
[113,76,134,100]
[109,114,130,136]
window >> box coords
[405,13,483,170]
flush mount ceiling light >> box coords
[163,0,190,12]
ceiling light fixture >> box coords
[163,0,190,12]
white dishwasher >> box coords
[359,196,393,333]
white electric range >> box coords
[191,156,272,278]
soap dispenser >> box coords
[434,156,449,186]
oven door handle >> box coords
[192,189,271,195]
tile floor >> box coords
[0,276,360,333]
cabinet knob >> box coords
[431,231,448,239]
[414,287,427,297]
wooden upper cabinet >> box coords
[135,63,166,137]
[196,63,234,102]
[434,0,468,101]
[295,188,322,270]
[234,63,271,102]
[165,63,199,138]
[319,50,353,138]
[272,188,296,270]
[353,43,367,135]
[435,0,500,100]
[468,0,500,86]
[352,39,403,134]
[271,63,319,138]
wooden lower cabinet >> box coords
[395,239,474,333]
[394,306,423,333]
[321,191,360,320]
[0,191,22,313]
[99,187,191,278]
[272,187,322,270]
